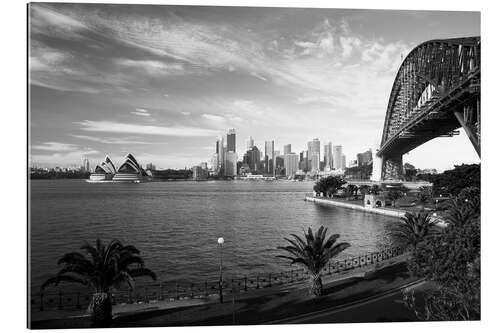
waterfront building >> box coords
[284,153,299,177]
[333,145,343,170]
[192,164,208,180]
[89,155,116,181]
[265,140,274,174]
[113,153,143,182]
[283,144,291,155]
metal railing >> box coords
[30,246,405,312]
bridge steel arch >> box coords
[377,37,480,180]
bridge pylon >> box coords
[381,155,404,181]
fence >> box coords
[30,246,405,312]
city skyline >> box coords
[29,4,480,171]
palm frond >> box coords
[128,267,157,280]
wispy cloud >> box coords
[71,135,156,145]
[31,142,79,152]
[75,120,220,137]
[130,108,151,117]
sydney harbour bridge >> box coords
[376,37,480,180]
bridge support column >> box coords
[381,155,403,180]
[454,100,480,158]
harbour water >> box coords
[29,180,399,289]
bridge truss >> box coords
[377,37,480,180]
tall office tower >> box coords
[217,137,225,173]
[333,145,343,170]
[341,154,346,170]
[226,128,236,152]
[284,153,299,177]
[244,146,261,172]
[283,144,292,155]
[246,136,254,151]
[264,140,274,174]
[224,151,237,177]
[299,150,309,171]
[323,142,333,170]
[310,152,320,172]
[210,153,219,171]
[307,138,321,165]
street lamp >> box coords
[218,237,224,303]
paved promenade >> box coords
[31,255,423,328]
[305,195,406,218]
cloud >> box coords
[71,135,156,145]
[30,140,100,165]
[115,59,186,75]
[201,114,226,122]
[31,142,78,152]
[130,108,151,117]
[75,120,219,137]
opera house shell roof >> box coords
[113,153,143,182]
[88,154,143,182]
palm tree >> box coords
[392,212,436,250]
[277,226,350,296]
[41,239,157,326]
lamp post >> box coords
[218,237,224,303]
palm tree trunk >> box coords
[310,275,323,296]
[88,292,112,327]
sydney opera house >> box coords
[88,153,145,183]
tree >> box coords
[358,185,370,198]
[41,239,157,327]
[404,196,480,321]
[392,212,436,251]
[416,186,433,210]
[346,184,359,199]
[386,190,403,207]
[277,226,350,296]
[418,164,480,196]
[313,176,346,197]
[368,184,381,195]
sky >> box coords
[29,3,480,171]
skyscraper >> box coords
[224,151,237,177]
[307,138,321,167]
[341,154,346,170]
[264,140,274,175]
[333,145,343,170]
[284,153,299,177]
[323,142,333,171]
[283,144,292,155]
[244,146,261,172]
[216,137,225,174]
[310,152,320,172]
[246,136,254,151]
[226,128,236,152]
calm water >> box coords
[29,180,399,288]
